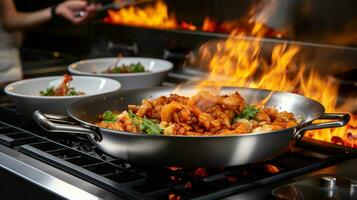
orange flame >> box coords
[105,1,177,29]
[265,164,280,174]
[105,1,356,148]
[202,17,217,32]
[196,22,356,148]
[104,1,284,37]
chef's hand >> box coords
[55,1,100,24]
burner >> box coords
[272,174,357,200]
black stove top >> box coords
[0,105,356,200]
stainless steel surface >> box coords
[320,176,337,189]
[0,149,101,200]
[0,145,125,200]
[33,111,101,140]
[43,113,78,124]
[272,174,357,200]
[223,158,357,200]
[33,87,350,168]
[293,113,351,140]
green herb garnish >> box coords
[67,88,79,96]
[128,110,162,135]
[109,62,146,74]
[102,111,119,123]
[40,87,82,96]
[130,63,145,72]
[111,67,122,73]
[298,116,305,122]
[234,105,260,122]
[40,87,56,96]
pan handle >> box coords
[293,113,350,140]
[33,110,102,141]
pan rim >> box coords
[67,86,326,138]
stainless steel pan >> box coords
[33,87,350,168]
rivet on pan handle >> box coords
[293,113,350,140]
[33,110,102,141]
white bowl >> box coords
[68,57,173,90]
[5,76,121,117]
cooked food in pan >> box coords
[40,74,85,96]
[96,91,299,136]
[105,62,146,74]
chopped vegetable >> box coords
[234,105,260,122]
[297,116,305,123]
[106,62,146,74]
[131,63,145,72]
[39,74,84,96]
[67,88,81,96]
[40,87,56,96]
[102,111,119,123]
[128,110,162,135]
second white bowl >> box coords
[68,57,173,90]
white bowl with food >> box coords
[5,75,121,117]
[68,57,173,90]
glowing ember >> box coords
[167,166,183,171]
[192,167,209,177]
[184,181,193,189]
[169,175,182,183]
[168,193,182,200]
[265,164,280,174]
[227,175,238,183]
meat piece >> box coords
[256,109,271,123]
[161,101,183,122]
[136,99,152,117]
[220,92,245,113]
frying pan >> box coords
[33,87,350,168]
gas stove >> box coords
[0,93,356,200]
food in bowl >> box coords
[5,76,121,117]
[68,57,173,90]
[40,74,85,96]
[96,91,299,136]
[105,62,147,74]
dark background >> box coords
[12,0,357,62]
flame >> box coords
[202,17,217,32]
[105,1,177,29]
[321,20,357,46]
[104,1,284,37]
[196,26,356,148]
[105,1,356,147]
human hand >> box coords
[55,1,99,24]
